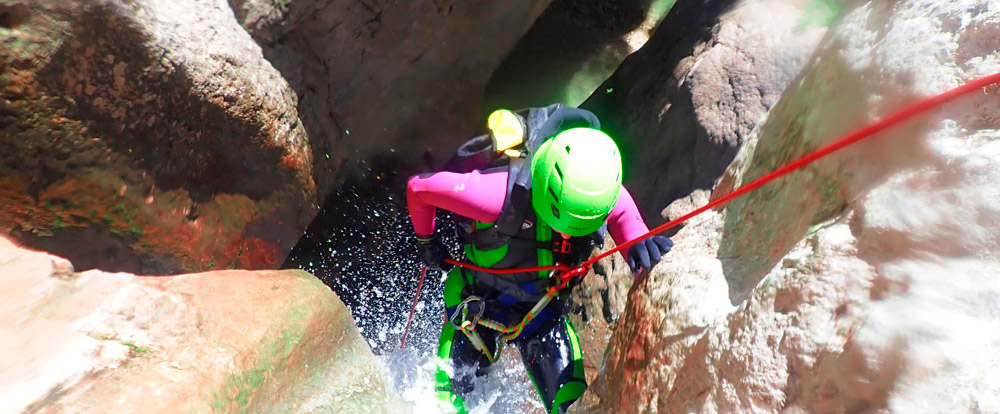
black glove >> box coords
[626,236,673,274]
[416,234,453,272]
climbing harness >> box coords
[430,261,588,361]
[401,72,1000,352]
[446,273,566,363]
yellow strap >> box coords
[502,149,523,158]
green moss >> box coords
[797,0,842,30]
[811,174,847,224]
[759,274,773,291]
[122,342,150,354]
[211,306,312,412]
[85,334,150,354]
[214,369,268,410]
[805,222,824,237]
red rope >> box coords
[446,72,1000,286]
[444,258,569,275]
[583,71,1000,268]
[400,266,428,349]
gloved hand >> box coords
[626,235,673,274]
[416,234,453,272]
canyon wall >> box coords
[227,0,553,185]
[582,0,835,224]
[578,1,1000,412]
[0,0,555,274]
[0,0,315,274]
[569,0,833,386]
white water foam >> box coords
[383,345,546,414]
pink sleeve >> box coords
[406,170,508,236]
[607,186,650,246]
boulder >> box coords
[582,0,833,225]
[0,235,400,413]
[485,0,675,108]
[578,0,1000,412]
[227,0,554,182]
[0,0,316,274]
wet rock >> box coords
[227,0,553,187]
[0,235,400,413]
[579,0,1000,412]
[567,237,633,384]
[0,0,315,274]
[582,0,831,225]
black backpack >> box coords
[442,104,603,251]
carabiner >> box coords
[449,295,486,329]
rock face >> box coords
[567,237,634,384]
[582,0,833,225]
[227,0,553,184]
[578,0,1000,412]
[0,0,316,274]
[567,0,832,390]
[485,0,675,108]
[0,235,400,413]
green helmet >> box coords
[530,127,622,236]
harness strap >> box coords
[457,222,559,252]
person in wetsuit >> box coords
[406,107,673,414]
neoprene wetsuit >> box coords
[407,168,650,414]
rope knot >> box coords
[555,265,589,290]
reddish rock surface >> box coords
[1,0,563,275]
[0,0,315,274]
[0,235,400,413]
[567,238,634,384]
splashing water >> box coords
[383,346,546,414]
[285,157,450,353]
[285,157,544,413]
